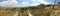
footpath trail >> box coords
[13,11,18,16]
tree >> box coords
[46,4,52,7]
[58,2,60,4]
[38,4,46,10]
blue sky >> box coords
[0,0,59,4]
[0,0,60,7]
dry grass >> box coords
[0,4,60,16]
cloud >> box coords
[18,2,31,7]
[0,0,19,7]
[32,0,53,5]
[0,0,40,7]
[20,1,40,6]
[0,0,54,7]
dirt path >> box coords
[29,12,33,16]
[13,11,18,16]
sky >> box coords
[0,0,60,7]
